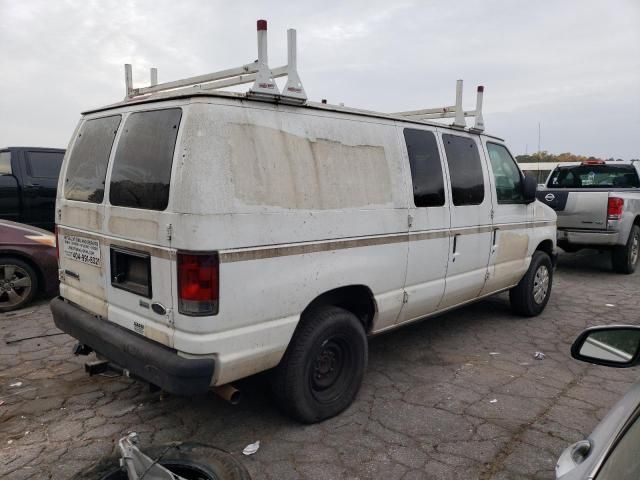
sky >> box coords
[1,0,639,159]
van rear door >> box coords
[58,115,121,319]
[103,108,182,347]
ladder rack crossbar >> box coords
[200,66,287,91]
[402,110,479,120]
[391,81,485,131]
[394,106,457,116]
[131,63,259,97]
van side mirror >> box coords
[522,174,537,204]
[571,326,640,368]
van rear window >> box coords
[65,115,121,203]
[109,108,182,211]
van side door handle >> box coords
[492,228,499,253]
[452,233,461,262]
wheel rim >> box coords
[631,232,639,266]
[0,264,32,310]
[532,265,549,304]
[309,335,354,404]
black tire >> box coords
[509,251,553,317]
[272,306,368,423]
[612,224,640,274]
[0,256,38,313]
[72,442,251,480]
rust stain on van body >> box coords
[61,206,103,231]
[108,216,159,242]
[494,231,529,278]
[229,124,392,209]
[496,232,529,264]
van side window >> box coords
[0,152,11,175]
[25,151,63,179]
[109,108,182,211]
[442,134,484,206]
[65,115,122,203]
[403,129,445,207]
[486,143,524,203]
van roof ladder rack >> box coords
[392,80,485,132]
[123,19,307,104]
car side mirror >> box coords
[571,326,640,368]
[522,174,537,204]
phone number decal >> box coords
[63,235,101,267]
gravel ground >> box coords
[1,249,639,479]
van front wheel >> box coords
[272,306,367,423]
[509,251,553,317]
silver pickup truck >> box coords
[537,160,640,274]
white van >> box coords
[51,22,557,423]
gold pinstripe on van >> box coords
[219,221,555,263]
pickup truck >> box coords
[0,147,65,232]
[537,160,640,273]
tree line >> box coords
[515,151,639,163]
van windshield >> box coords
[109,108,182,211]
[547,164,640,189]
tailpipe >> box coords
[213,384,241,405]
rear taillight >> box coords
[177,252,219,316]
[608,197,624,220]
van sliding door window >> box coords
[442,134,485,206]
[403,129,445,207]
[109,108,182,211]
[65,115,122,203]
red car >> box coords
[0,220,58,312]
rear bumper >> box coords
[557,228,620,246]
[50,297,215,395]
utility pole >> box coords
[537,122,541,154]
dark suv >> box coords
[0,147,65,231]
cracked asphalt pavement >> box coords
[1,250,639,479]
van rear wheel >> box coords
[272,306,367,423]
[612,224,640,274]
[509,251,553,317]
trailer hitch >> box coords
[118,433,187,480]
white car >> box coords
[50,21,557,423]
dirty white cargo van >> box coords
[51,21,557,423]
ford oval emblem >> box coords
[151,302,167,315]
[544,193,555,202]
